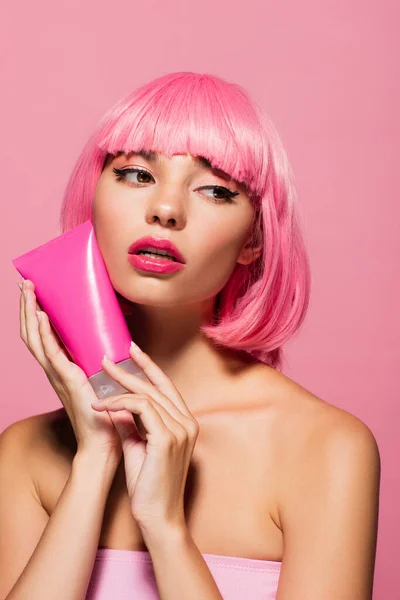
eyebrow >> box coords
[117,150,232,182]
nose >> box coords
[144,190,187,230]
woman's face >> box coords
[93,151,260,307]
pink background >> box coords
[0,1,398,597]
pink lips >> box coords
[127,236,186,274]
[128,236,186,263]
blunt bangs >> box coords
[95,72,269,200]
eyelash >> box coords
[112,167,239,204]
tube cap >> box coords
[88,358,148,399]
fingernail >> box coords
[36,311,42,322]
[130,340,142,354]
[103,354,115,366]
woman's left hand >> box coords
[90,342,200,534]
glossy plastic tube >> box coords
[12,220,146,399]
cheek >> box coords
[93,177,130,226]
[191,217,251,292]
[92,179,134,272]
[201,232,241,264]
[200,215,250,262]
[93,173,142,231]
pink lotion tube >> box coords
[12,220,146,399]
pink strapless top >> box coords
[86,548,281,599]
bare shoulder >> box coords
[247,367,380,596]
[0,408,76,488]
[251,365,381,522]
[1,408,70,450]
[0,412,71,598]
[0,412,53,507]
[253,365,379,453]
[0,411,49,450]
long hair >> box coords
[59,71,311,370]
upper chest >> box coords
[34,401,285,560]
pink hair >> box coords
[59,71,311,370]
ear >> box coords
[237,229,263,266]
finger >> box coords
[107,409,144,443]
[25,280,70,357]
[107,401,151,441]
[102,345,192,418]
[92,394,187,443]
[101,355,189,425]
[95,392,191,440]
[23,281,49,367]
[128,344,189,411]
[18,282,27,342]
[37,310,77,378]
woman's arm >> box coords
[0,422,120,600]
[91,346,225,600]
[275,412,380,600]
[142,524,224,600]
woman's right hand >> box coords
[19,278,124,460]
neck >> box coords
[122,296,257,412]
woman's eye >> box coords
[113,168,239,204]
[197,186,239,204]
[113,167,153,184]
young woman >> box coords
[0,72,380,600]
